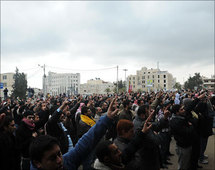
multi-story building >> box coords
[80,78,115,95]
[202,75,215,91]
[44,72,80,96]
[127,67,176,92]
[0,73,15,97]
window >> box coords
[164,84,166,88]
[164,75,166,78]
[133,81,135,84]
[148,76,149,79]
[152,75,154,79]
[158,75,160,78]
[142,76,145,79]
[133,77,135,80]
[133,85,135,88]
[143,85,145,88]
[3,75,7,80]
[164,80,166,83]
[142,81,145,84]
[158,80,160,83]
[148,72,150,74]
[153,80,154,83]
[144,72,145,74]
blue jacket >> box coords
[31,115,113,170]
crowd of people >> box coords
[0,89,215,170]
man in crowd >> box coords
[30,98,119,170]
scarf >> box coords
[22,118,35,130]
[80,115,96,127]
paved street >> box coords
[167,130,215,170]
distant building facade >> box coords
[0,73,15,97]
[202,75,215,91]
[127,67,176,92]
[80,78,115,95]
[44,72,80,96]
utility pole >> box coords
[117,65,119,94]
[38,64,46,96]
[123,69,128,92]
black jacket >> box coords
[0,131,21,170]
[15,121,35,158]
[46,110,69,154]
[170,114,194,148]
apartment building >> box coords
[127,67,176,92]
[202,75,215,91]
[44,72,80,96]
[80,78,115,95]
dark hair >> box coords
[23,110,34,118]
[29,135,60,164]
[171,104,181,114]
[95,140,113,163]
[117,119,134,136]
[195,102,208,117]
[137,105,149,116]
[0,116,13,131]
[81,106,89,115]
[123,100,131,108]
[137,99,143,105]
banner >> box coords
[128,81,132,94]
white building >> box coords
[44,72,80,96]
[80,78,115,95]
[127,67,176,92]
[202,75,215,91]
[0,73,15,97]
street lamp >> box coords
[123,69,128,92]
[38,64,46,95]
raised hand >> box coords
[164,107,171,120]
[107,97,119,119]
[59,100,69,111]
[142,111,154,133]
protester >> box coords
[0,89,213,170]
[29,97,119,170]
[118,99,133,121]
[16,110,37,170]
[94,112,153,170]
[0,116,21,170]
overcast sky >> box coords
[1,1,214,89]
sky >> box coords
[1,1,214,89]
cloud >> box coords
[1,1,214,88]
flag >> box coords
[128,81,132,94]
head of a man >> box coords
[101,102,108,112]
[137,104,149,120]
[30,135,63,170]
[123,100,132,111]
[23,110,35,124]
[171,104,186,116]
[95,140,122,167]
[0,116,16,134]
[117,119,134,140]
[96,107,102,116]
[81,106,92,117]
